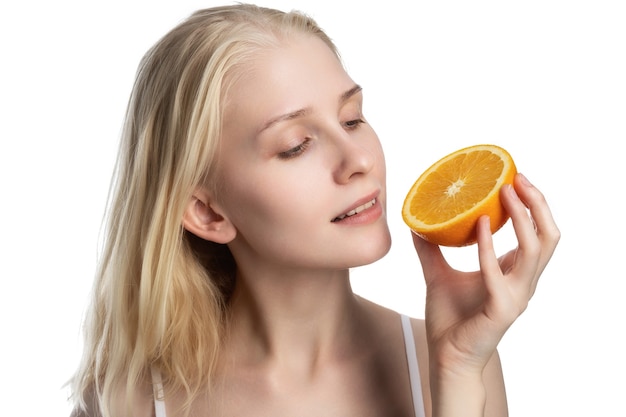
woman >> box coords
[70,4,559,416]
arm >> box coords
[428,350,507,417]
[412,320,507,417]
[413,173,559,417]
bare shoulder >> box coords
[355,296,428,345]
[405,316,429,359]
[407,315,427,338]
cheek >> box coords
[220,165,320,232]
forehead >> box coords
[222,35,354,126]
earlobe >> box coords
[182,191,236,244]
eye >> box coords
[277,138,311,159]
[343,118,366,130]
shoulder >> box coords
[358,297,427,341]
[356,296,429,358]
[398,314,429,360]
[356,296,425,335]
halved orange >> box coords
[402,144,517,247]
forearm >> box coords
[430,368,486,417]
[429,350,509,417]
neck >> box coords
[225,266,367,374]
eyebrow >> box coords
[340,84,363,103]
[258,84,362,133]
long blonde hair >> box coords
[70,4,339,416]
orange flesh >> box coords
[409,151,504,224]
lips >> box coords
[332,198,377,222]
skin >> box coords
[74,33,560,417]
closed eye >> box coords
[277,138,312,159]
[344,118,366,130]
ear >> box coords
[182,188,237,244]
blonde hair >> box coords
[70,4,339,416]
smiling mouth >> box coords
[332,198,377,222]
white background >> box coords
[1,1,624,415]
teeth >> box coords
[334,199,376,221]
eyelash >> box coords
[344,118,366,130]
[277,118,366,160]
[278,138,312,159]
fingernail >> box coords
[518,172,532,187]
[506,183,520,200]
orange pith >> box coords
[402,144,517,247]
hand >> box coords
[412,173,560,376]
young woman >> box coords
[69,4,560,417]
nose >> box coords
[332,131,376,184]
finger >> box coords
[476,215,505,288]
[410,231,451,284]
[500,182,541,286]
[501,183,539,254]
[514,174,561,266]
[477,215,530,324]
[509,174,560,295]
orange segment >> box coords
[402,144,517,247]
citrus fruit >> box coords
[402,144,517,247]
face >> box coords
[213,35,391,274]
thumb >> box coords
[411,231,450,284]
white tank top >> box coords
[152,314,425,417]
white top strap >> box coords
[151,366,167,417]
[401,314,426,417]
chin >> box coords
[351,228,392,267]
